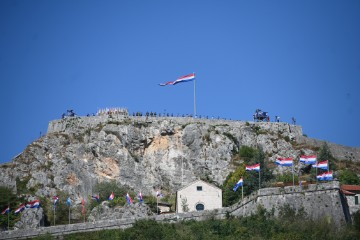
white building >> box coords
[341,185,360,215]
[176,179,222,213]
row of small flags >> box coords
[2,191,157,215]
[1,200,40,215]
[233,155,332,191]
[276,156,330,170]
[276,156,332,179]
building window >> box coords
[197,186,202,191]
[355,196,359,205]
[196,203,205,211]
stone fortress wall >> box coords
[47,113,360,162]
[0,181,350,239]
[48,114,303,140]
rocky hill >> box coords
[0,114,359,201]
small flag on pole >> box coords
[81,198,86,214]
[138,192,143,202]
[299,155,317,165]
[275,158,293,166]
[66,197,72,206]
[92,195,100,202]
[233,178,244,192]
[26,200,40,208]
[14,204,25,214]
[108,192,115,201]
[246,163,260,172]
[317,171,333,181]
[1,206,10,215]
[53,196,59,205]
[312,160,329,170]
[156,190,163,197]
[126,193,133,204]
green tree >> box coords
[0,186,24,230]
[222,163,246,206]
[317,142,337,171]
[254,147,274,188]
[239,145,256,163]
[338,169,360,185]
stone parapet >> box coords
[0,182,347,240]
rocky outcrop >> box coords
[0,116,359,202]
[88,202,154,222]
[13,208,44,230]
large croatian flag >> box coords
[299,155,317,165]
[246,163,260,172]
[276,158,293,167]
[233,178,244,192]
[312,160,329,170]
[317,171,333,181]
[159,73,195,86]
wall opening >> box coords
[196,203,205,211]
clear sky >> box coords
[1,0,359,164]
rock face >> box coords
[13,208,44,230]
[88,202,154,222]
[0,115,359,202]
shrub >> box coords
[338,169,360,185]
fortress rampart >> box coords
[0,181,350,239]
[48,114,303,139]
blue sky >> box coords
[1,0,359,164]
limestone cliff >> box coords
[0,115,359,201]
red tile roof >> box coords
[341,189,356,195]
[341,185,360,192]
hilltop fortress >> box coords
[1,109,359,238]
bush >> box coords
[239,146,256,162]
[338,169,360,185]
[93,181,133,207]
[0,186,25,230]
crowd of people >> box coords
[61,108,297,125]
[96,107,128,116]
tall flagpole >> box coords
[258,170,261,189]
[181,158,183,187]
[316,160,318,184]
[292,164,294,186]
[241,185,244,200]
[193,73,196,117]
[7,204,9,230]
[157,195,159,215]
[54,205,56,226]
